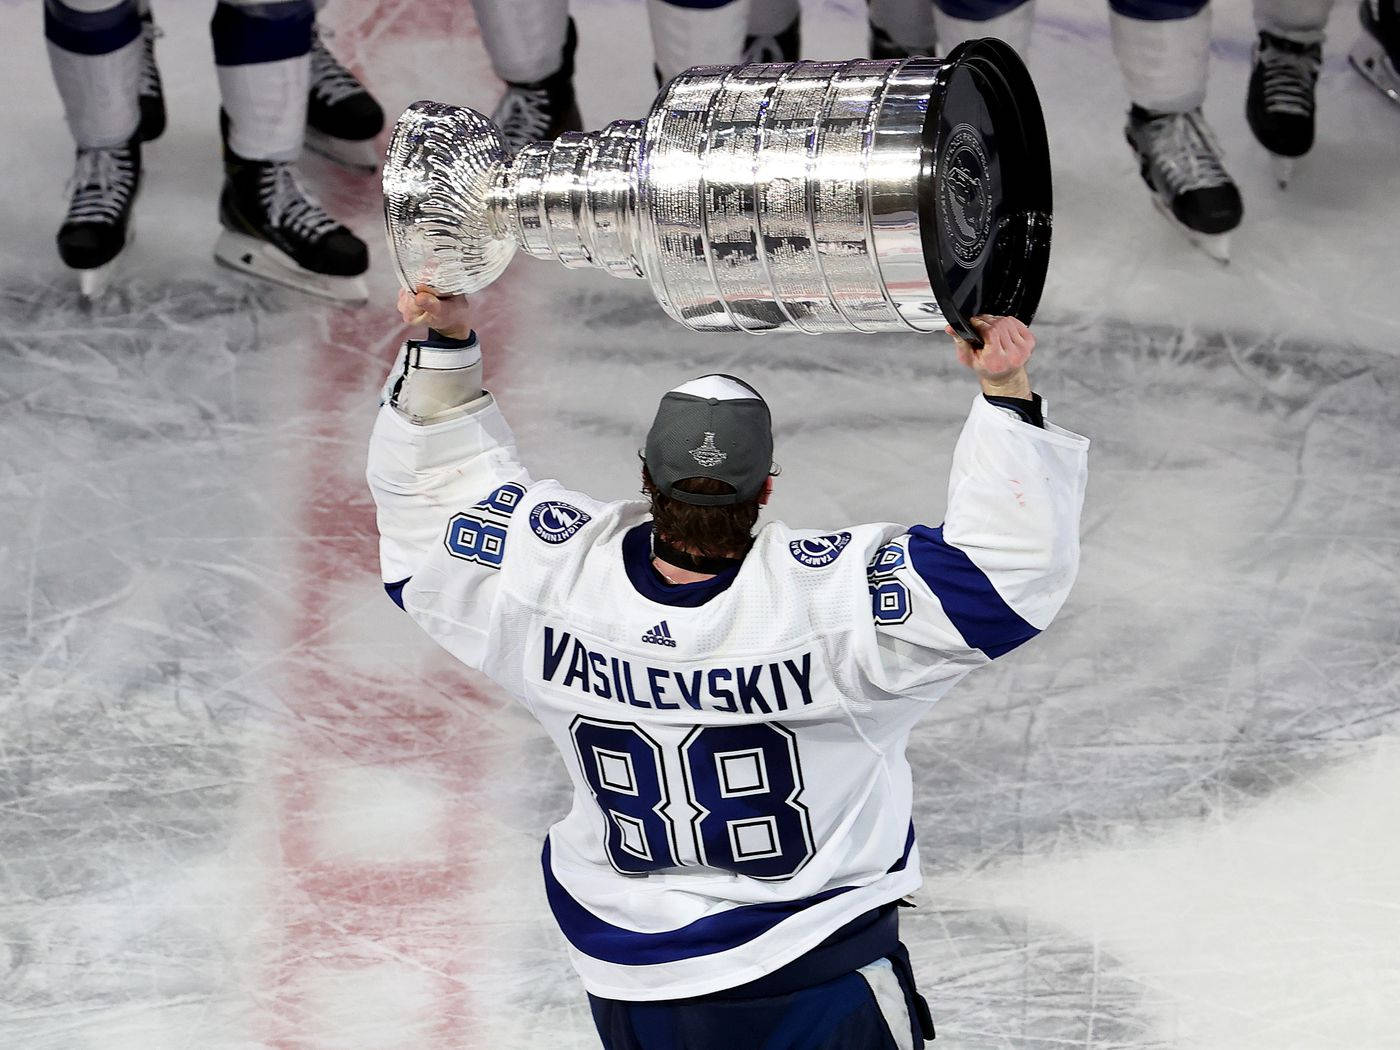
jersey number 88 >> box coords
[570,718,815,881]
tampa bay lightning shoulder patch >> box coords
[529,501,591,544]
[789,532,852,568]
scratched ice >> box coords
[2,1,1398,1049]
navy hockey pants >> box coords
[588,946,933,1050]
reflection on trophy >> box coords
[382,39,1051,343]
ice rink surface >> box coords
[2,0,1399,1047]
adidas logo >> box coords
[641,620,677,647]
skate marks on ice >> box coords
[900,905,1173,1050]
[908,314,1400,867]
[3,262,1399,1050]
[0,276,339,1049]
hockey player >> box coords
[45,0,372,302]
[1350,0,1400,105]
[932,0,1244,261]
[367,289,1089,1048]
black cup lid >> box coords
[915,39,1053,348]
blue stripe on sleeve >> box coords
[541,825,915,966]
[384,577,409,610]
[210,1,313,66]
[905,525,1039,659]
[44,0,140,56]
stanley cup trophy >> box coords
[382,39,1051,344]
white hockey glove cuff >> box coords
[381,330,488,425]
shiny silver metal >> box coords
[383,48,1050,336]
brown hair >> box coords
[641,467,762,558]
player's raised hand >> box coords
[397,286,473,341]
[946,315,1034,399]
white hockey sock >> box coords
[933,1,1035,61]
[649,0,752,83]
[470,0,570,84]
[747,0,800,37]
[45,0,142,148]
[212,0,313,162]
[1253,0,1332,43]
[870,0,937,53]
[1110,6,1211,112]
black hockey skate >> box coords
[1247,30,1322,187]
[491,19,582,153]
[1350,0,1400,106]
[1125,106,1243,263]
[305,25,385,171]
[137,11,165,143]
[216,138,368,303]
[57,136,141,300]
[743,13,801,64]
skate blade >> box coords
[71,223,135,302]
[1150,196,1231,264]
[75,258,119,301]
[304,128,382,172]
[215,229,368,304]
[1192,232,1231,264]
[1270,154,1295,189]
[1349,37,1400,107]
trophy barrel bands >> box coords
[633,49,1051,336]
[382,101,517,295]
[638,60,938,334]
[504,122,645,278]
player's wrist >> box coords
[978,368,1031,400]
[425,325,474,345]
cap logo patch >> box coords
[529,501,591,544]
[689,432,727,468]
[789,532,852,568]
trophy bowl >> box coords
[383,39,1051,345]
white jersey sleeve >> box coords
[365,394,533,671]
[860,395,1090,696]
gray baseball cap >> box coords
[643,375,776,506]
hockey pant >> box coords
[588,946,933,1050]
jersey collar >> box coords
[622,524,741,607]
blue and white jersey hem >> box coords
[545,837,924,1001]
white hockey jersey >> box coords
[367,388,1089,1001]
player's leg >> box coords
[45,0,144,297]
[649,0,753,84]
[135,0,164,142]
[471,0,581,151]
[1113,0,1242,261]
[1350,0,1400,105]
[868,0,937,60]
[304,0,386,170]
[1247,0,1331,184]
[744,0,802,64]
[211,0,369,301]
[932,0,1036,61]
